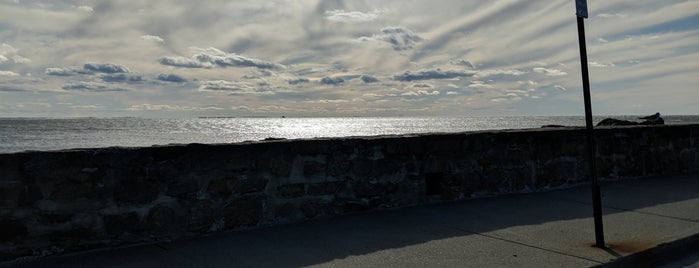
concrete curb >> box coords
[597,232,699,267]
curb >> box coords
[597,232,699,267]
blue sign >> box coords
[576,0,588,18]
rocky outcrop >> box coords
[597,113,665,126]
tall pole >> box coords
[576,0,605,248]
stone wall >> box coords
[1,124,698,262]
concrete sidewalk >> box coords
[4,173,698,268]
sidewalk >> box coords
[4,173,698,268]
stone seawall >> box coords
[1,124,698,262]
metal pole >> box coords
[577,16,605,248]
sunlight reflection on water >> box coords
[1,116,698,153]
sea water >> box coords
[1,116,698,153]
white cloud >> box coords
[0,43,30,64]
[161,47,284,69]
[589,61,616,68]
[325,10,381,22]
[533,67,568,76]
[410,83,434,89]
[0,70,20,76]
[141,35,164,43]
[75,5,94,12]
[402,90,440,96]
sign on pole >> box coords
[576,0,588,18]
[575,0,605,248]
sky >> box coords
[0,0,698,118]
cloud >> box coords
[100,73,143,83]
[358,27,422,50]
[533,67,568,76]
[467,81,493,89]
[0,43,30,64]
[160,47,284,70]
[589,61,616,68]
[325,9,381,22]
[127,104,223,111]
[157,74,187,83]
[287,77,310,85]
[242,69,275,79]
[410,83,434,89]
[477,69,526,77]
[554,85,567,91]
[360,75,379,83]
[198,80,268,95]
[83,63,130,74]
[0,71,20,76]
[393,69,475,81]
[402,90,440,96]
[159,56,207,68]
[450,59,475,68]
[320,76,345,85]
[45,67,81,76]
[62,82,128,92]
[305,99,349,104]
[0,86,27,92]
[74,5,94,12]
[141,35,164,43]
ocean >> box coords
[1,115,698,153]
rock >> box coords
[50,180,96,201]
[18,183,43,206]
[641,117,664,125]
[0,219,27,242]
[222,195,263,228]
[103,212,140,236]
[187,201,217,233]
[113,178,160,205]
[596,118,639,126]
[277,184,305,198]
[145,204,187,234]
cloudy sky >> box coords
[0,0,697,117]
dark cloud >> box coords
[320,76,345,85]
[242,69,275,79]
[45,67,92,76]
[83,63,130,73]
[0,86,28,92]
[360,75,379,83]
[288,77,310,85]
[359,27,422,50]
[393,69,475,81]
[160,47,285,70]
[101,74,143,83]
[62,82,128,92]
[157,74,187,83]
